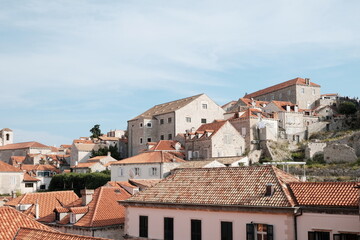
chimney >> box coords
[265,183,275,196]
[107,151,111,157]
[11,191,16,199]
[286,105,291,112]
[35,199,40,219]
[305,78,310,85]
[294,105,299,112]
[81,189,94,206]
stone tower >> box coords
[0,128,13,146]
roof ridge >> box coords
[89,187,102,227]
[153,93,203,107]
[271,166,299,207]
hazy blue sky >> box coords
[1,0,359,146]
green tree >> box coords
[90,124,103,139]
[90,145,121,160]
[338,101,357,115]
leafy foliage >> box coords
[90,145,121,160]
[90,124,103,139]
[306,153,325,165]
[48,172,110,196]
[338,101,357,115]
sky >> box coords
[1,0,359,146]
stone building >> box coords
[185,120,245,159]
[228,98,269,112]
[244,77,321,109]
[127,94,225,156]
[0,128,13,146]
[228,108,278,150]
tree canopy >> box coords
[90,124,103,139]
[338,101,357,115]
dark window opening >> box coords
[164,217,174,240]
[160,135,165,140]
[160,119,164,124]
[6,134,10,141]
[191,219,201,240]
[139,216,148,238]
[25,183,33,188]
[221,221,232,240]
[308,231,330,240]
[168,134,173,140]
[201,118,207,124]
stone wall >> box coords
[50,224,124,240]
[305,142,327,159]
[323,144,357,163]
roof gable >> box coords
[0,161,23,172]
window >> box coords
[134,168,141,176]
[139,216,148,238]
[118,168,124,176]
[164,217,174,240]
[40,184,46,190]
[224,134,232,144]
[25,183,33,188]
[146,122,152,128]
[160,119,164,124]
[191,219,201,240]
[313,89,316,95]
[147,138,152,142]
[201,118,207,124]
[37,171,50,177]
[301,88,305,94]
[242,127,247,136]
[221,221,232,240]
[161,135,165,140]
[140,138,143,144]
[308,231,330,240]
[168,134,173,140]
[11,176,17,185]
[247,223,273,240]
[168,117,172,123]
[333,234,359,240]
[140,123,143,128]
[55,211,60,221]
[186,117,191,123]
[202,103,208,109]
[150,167,158,176]
[6,134,10,141]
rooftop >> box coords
[0,207,55,240]
[124,166,299,207]
[0,141,50,150]
[244,77,320,99]
[289,182,359,207]
[0,161,23,172]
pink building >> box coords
[121,166,360,240]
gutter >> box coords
[294,207,302,240]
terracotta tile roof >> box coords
[244,77,320,99]
[107,181,138,189]
[10,156,26,165]
[195,120,227,138]
[73,139,94,144]
[0,161,23,172]
[0,142,50,150]
[23,173,40,182]
[129,179,161,188]
[88,156,106,161]
[21,164,59,173]
[71,162,98,168]
[111,151,186,165]
[149,140,184,151]
[288,182,359,207]
[60,145,72,148]
[70,206,89,214]
[239,98,269,108]
[55,206,69,213]
[1,128,12,132]
[270,100,297,112]
[125,166,300,207]
[321,93,338,97]
[177,160,219,169]
[230,108,270,120]
[0,207,56,240]
[15,227,111,240]
[210,156,247,165]
[74,186,131,227]
[5,191,79,222]
[221,100,237,108]
[130,94,203,121]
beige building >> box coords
[127,94,225,156]
[244,77,321,109]
[0,141,52,164]
[185,120,245,159]
[110,151,185,182]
